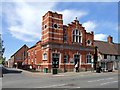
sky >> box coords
[0,0,119,60]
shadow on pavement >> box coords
[3,69,22,74]
[0,65,22,75]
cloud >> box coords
[0,2,2,35]
[58,9,88,25]
[94,34,107,41]
[2,1,88,42]
[2,1,56,42]
[82,21,97,32]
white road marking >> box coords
[88,77,114,82]
[39,84,67,88]
[101,81,118,85]
[38,83,81,88]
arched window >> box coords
[72,29,82,43]
[43,53,47,60]
[86,54,92,64]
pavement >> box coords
[12,69,118,77]
[15,68,118,77]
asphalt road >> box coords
[1,68,119,89]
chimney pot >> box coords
[107,35,113,43]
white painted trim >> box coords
[86,39,92,46]
[86,53,93,64]
[42,31,63,36]
[42,16,62,22]
[42,22,63,28]
[42,52,48,60]
[42,37,63,41]
[42,26,63,31]
[40,63,52,65]
[72,29,82,43]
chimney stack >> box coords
[107,35,113,43]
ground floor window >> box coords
[64,54,68,63]
[101,62,105,68]
[86,54,92,64]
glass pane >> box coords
[79,36,81,43]
[73,30,75,34]
[76,30,78,35]
[76,36,78,42]
[79,31,81,35]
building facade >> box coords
[26,41,42,70]
[27,11,95,72]
[94,36,120,71]
[10,44,28,68]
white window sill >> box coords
[42,59,47,61]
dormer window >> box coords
[72,29,82,43]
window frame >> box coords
[72,29,82,43]
[104,54,107,59]
[115,55,118,60]
[43,53,47,60]
[86,54,92,64]
[64,54,68,63]
[87,39,92,46]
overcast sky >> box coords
[1,0,119,60]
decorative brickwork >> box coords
[27,11,94,72]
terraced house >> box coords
[94,36,120,72]
[26,11,95,73]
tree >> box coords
[0,34,5,65]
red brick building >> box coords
[27,11,95,72]
[10,44,28,68]
[26,41,42,69]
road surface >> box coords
[1,68,119,89]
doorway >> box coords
[74,54,80,67]
[52,53,59,68]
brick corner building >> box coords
[27,11,95,72]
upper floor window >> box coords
[35,50,36,55]
[32,51,34,55]
[63,34,67,42]
[86,54,92,63]
[53,24,58,29]
[28,52,30,56]
[28,58,30,64]
[87,40,92,46]
[43,53,47,60]
[35,58,36,64]
[72,29,82,43]
[104,54,107,59]
[115,55,118,60]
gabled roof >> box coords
[94,40,120,55]
[11,44,29,57]
[28,40,41,50]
